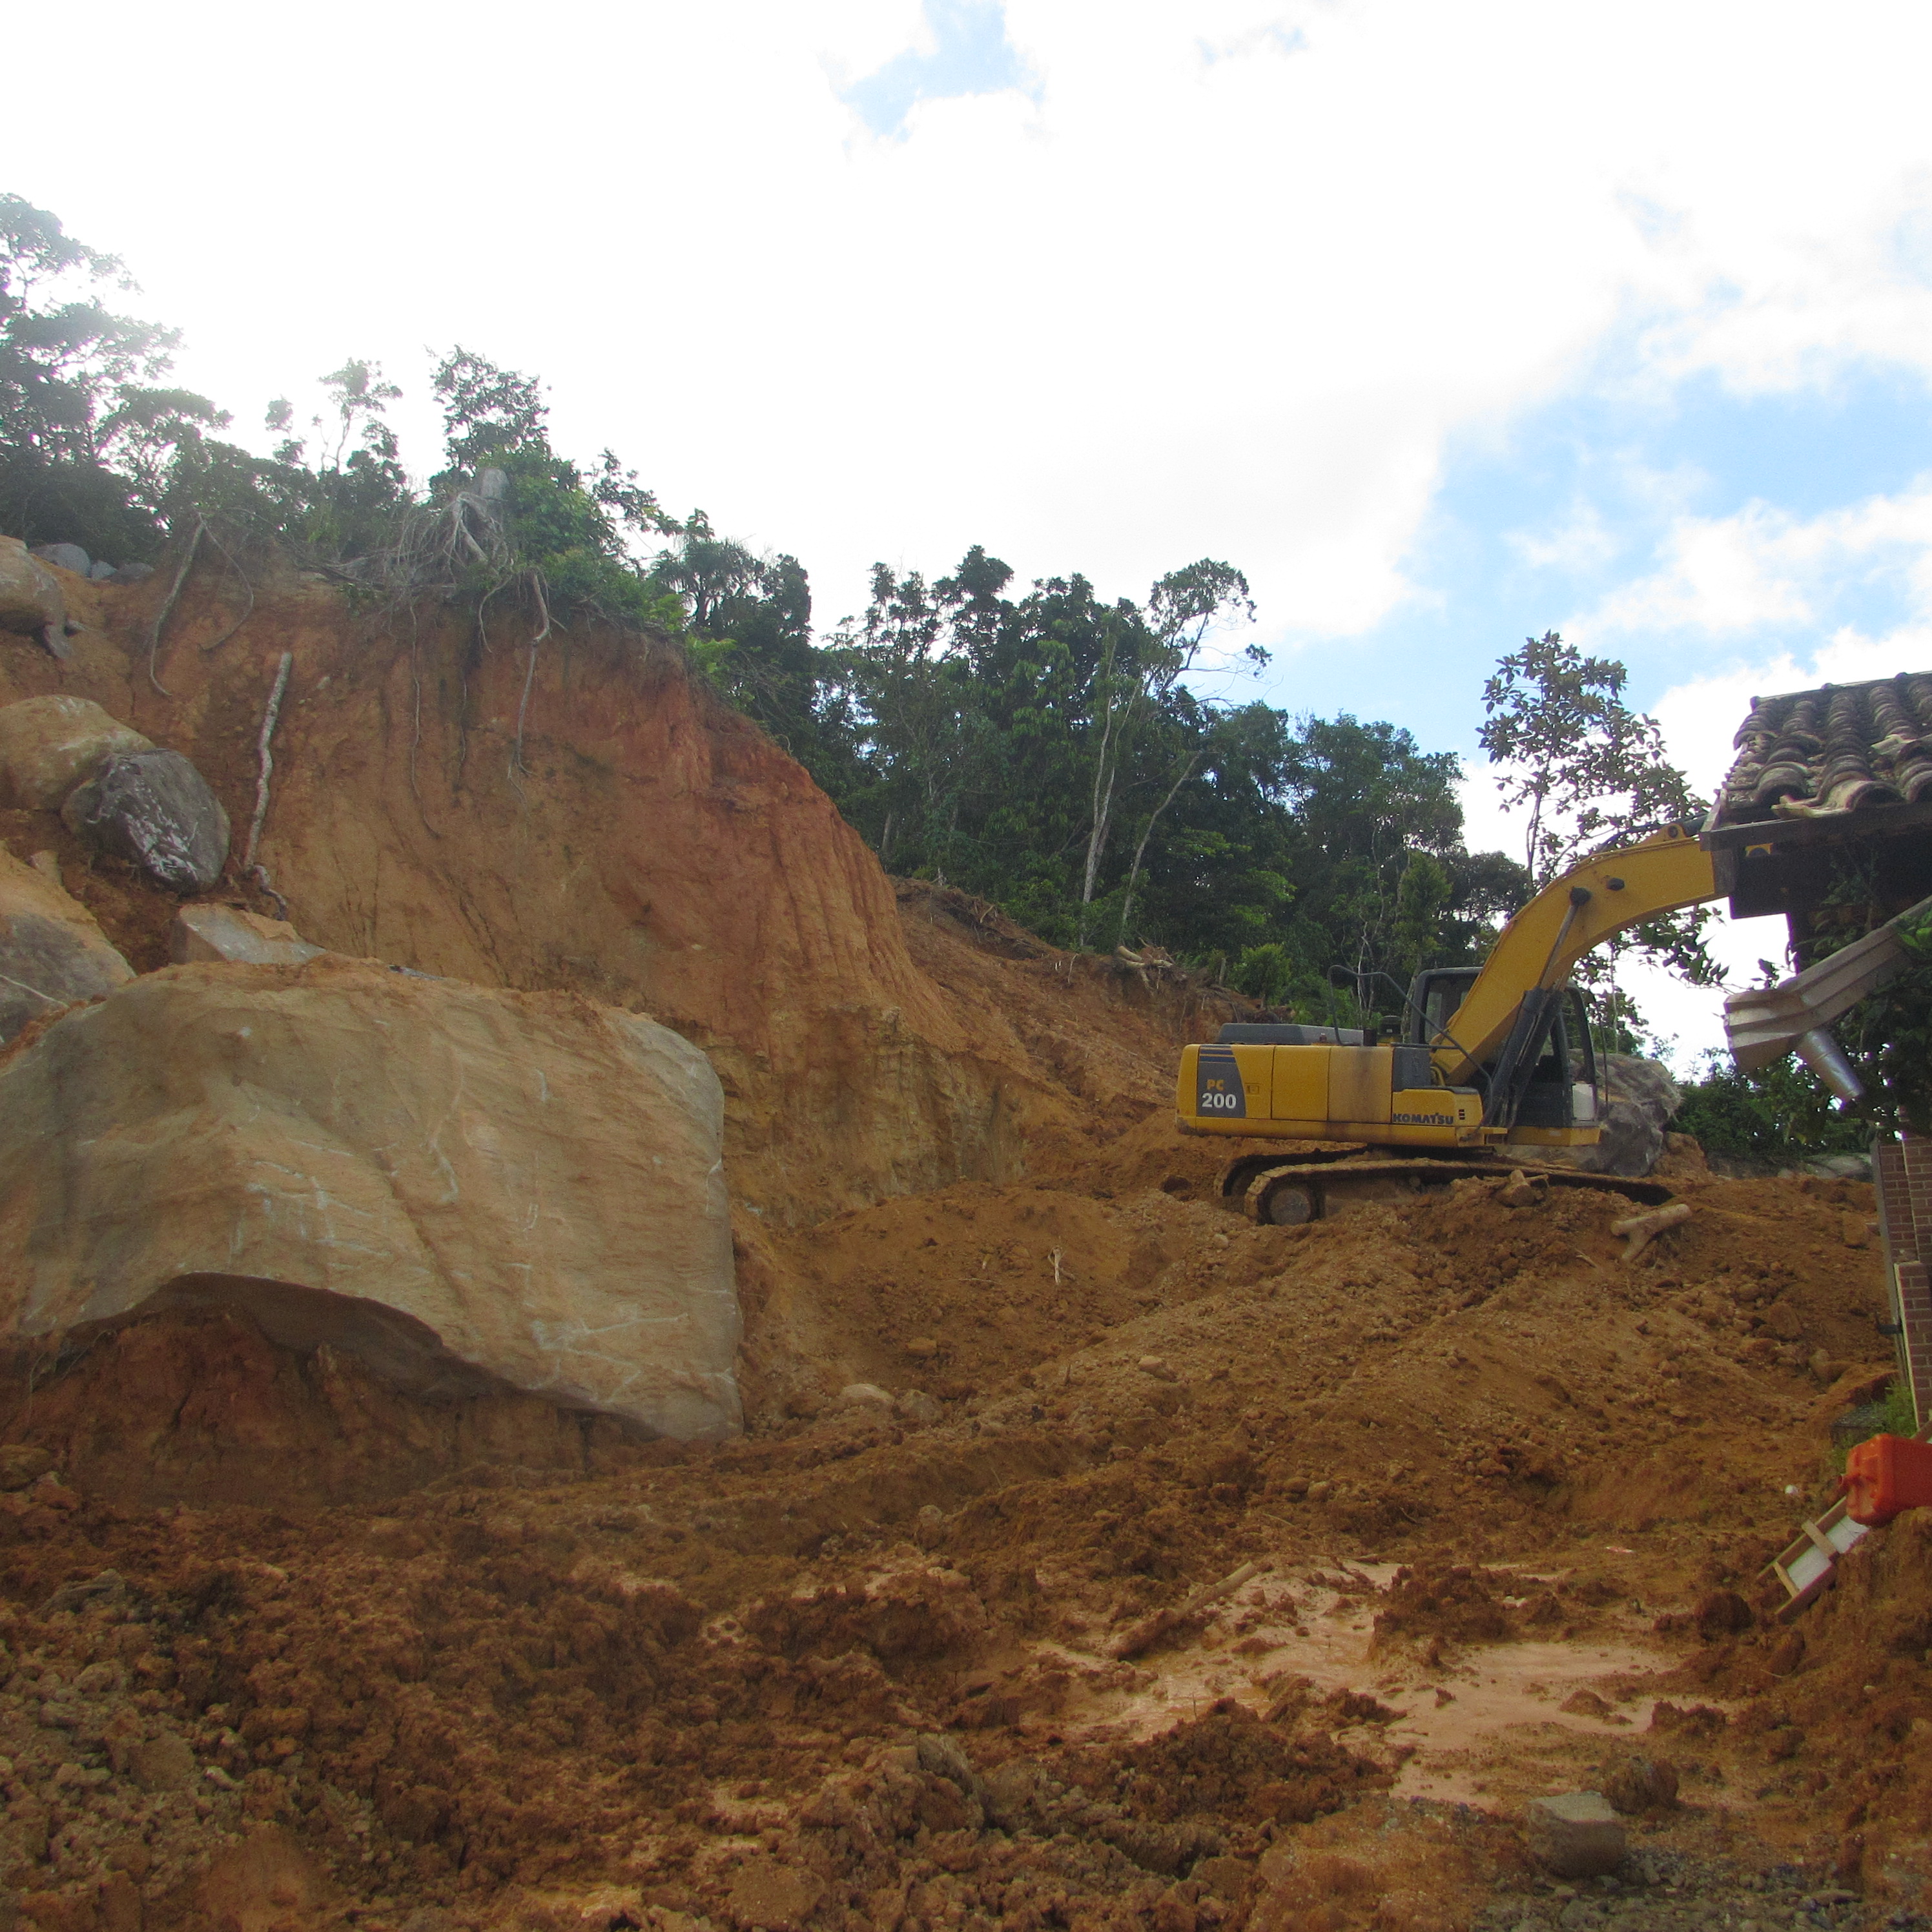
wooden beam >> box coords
[1705,797,1932,854]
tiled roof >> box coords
[1718,673,1932,824]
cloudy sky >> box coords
[13,0,1932,1062]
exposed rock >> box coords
[87,560,117,581]
[896,1388,943,1425]
[0,536,72,659]
[0,845,135,1042]
[105,561,155,585]
[0,957,741,1439]
[170,903,324,967]
[839,1381,895,1408]
[1602,1754,1680,1814]
[1807,1152,1872,1181]
[1525,1791,1625,1877]
[0,694,153,809]
[0,569,1248,1228]
[31,542,90,576]
[1531,1054,1681,1177]
[61,746,231,893]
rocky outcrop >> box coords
[0,957,741,1438]
[1533,1054,1683,1177]
[0,565,1118,1223]
[0,554,1233,1224]
[32,542,92,577]
[0,536,72,658]
[170,903,324,966]
[0,693,153,808]
[61,746,231,892]
[0,845,134,1042]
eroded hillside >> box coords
[0,559,1236,1229]
[0,556,1921,1932]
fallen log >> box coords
[1610,1200,1691,1260]
[1107,1559,1264,1660]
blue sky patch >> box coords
[1256,356,1932,763]
[841,1,1034,138]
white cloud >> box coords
[1507,502,1621,576]
[1584,485,1932,641]
[11,0,1932,635]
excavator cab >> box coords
[1406,969,1601,1141]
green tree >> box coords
[1480,630,1716,985]
[0,192,226,559]
[1079,560,1255,942]
[1391,850,1452,982]
[1674,1049,1869,1162]
[420,346,681,628]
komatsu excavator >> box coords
[1176,825,1720,1223]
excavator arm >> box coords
[1434,827,1718,1086]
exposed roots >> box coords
[143,520,203,697]
[509,571,553,797]
[243,652,294,876]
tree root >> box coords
[1612,1200,1692,1260]
[509,571,553,797]
[144,521,204,696]
[243,652,293,879]
[196,521,256,654]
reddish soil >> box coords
[0,563,1923,1929]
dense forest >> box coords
[0,191,1886,1151]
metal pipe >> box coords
[1796,1026,1865,1105]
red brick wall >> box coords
[1874,1136,1932,1428]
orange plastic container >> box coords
[1841,1434,1932,1527]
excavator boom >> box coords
[1432,827,1716,1083]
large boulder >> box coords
[170,903,324,967]
[0,846,135,1043]
[0,957,741,1438]
[0,695,154,809]
[1530,1053,1682,1177]
[0,536,72,659]
[30,542,90,577]
[61,746,231,893]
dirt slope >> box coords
[0,555,1925,1930]
[0,562,1232,1226]
[0,1138,1909,1929]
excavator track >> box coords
[1224,1151,1672,1226]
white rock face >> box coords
[0,845,134,1042]
[0,957,741,1439]
[170,904,325,967]
[0,695,152,809]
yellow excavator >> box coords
[1177,825,1720,1222]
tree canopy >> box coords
[1,189,1735,1027]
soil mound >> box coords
[0,1152,1904,1925]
